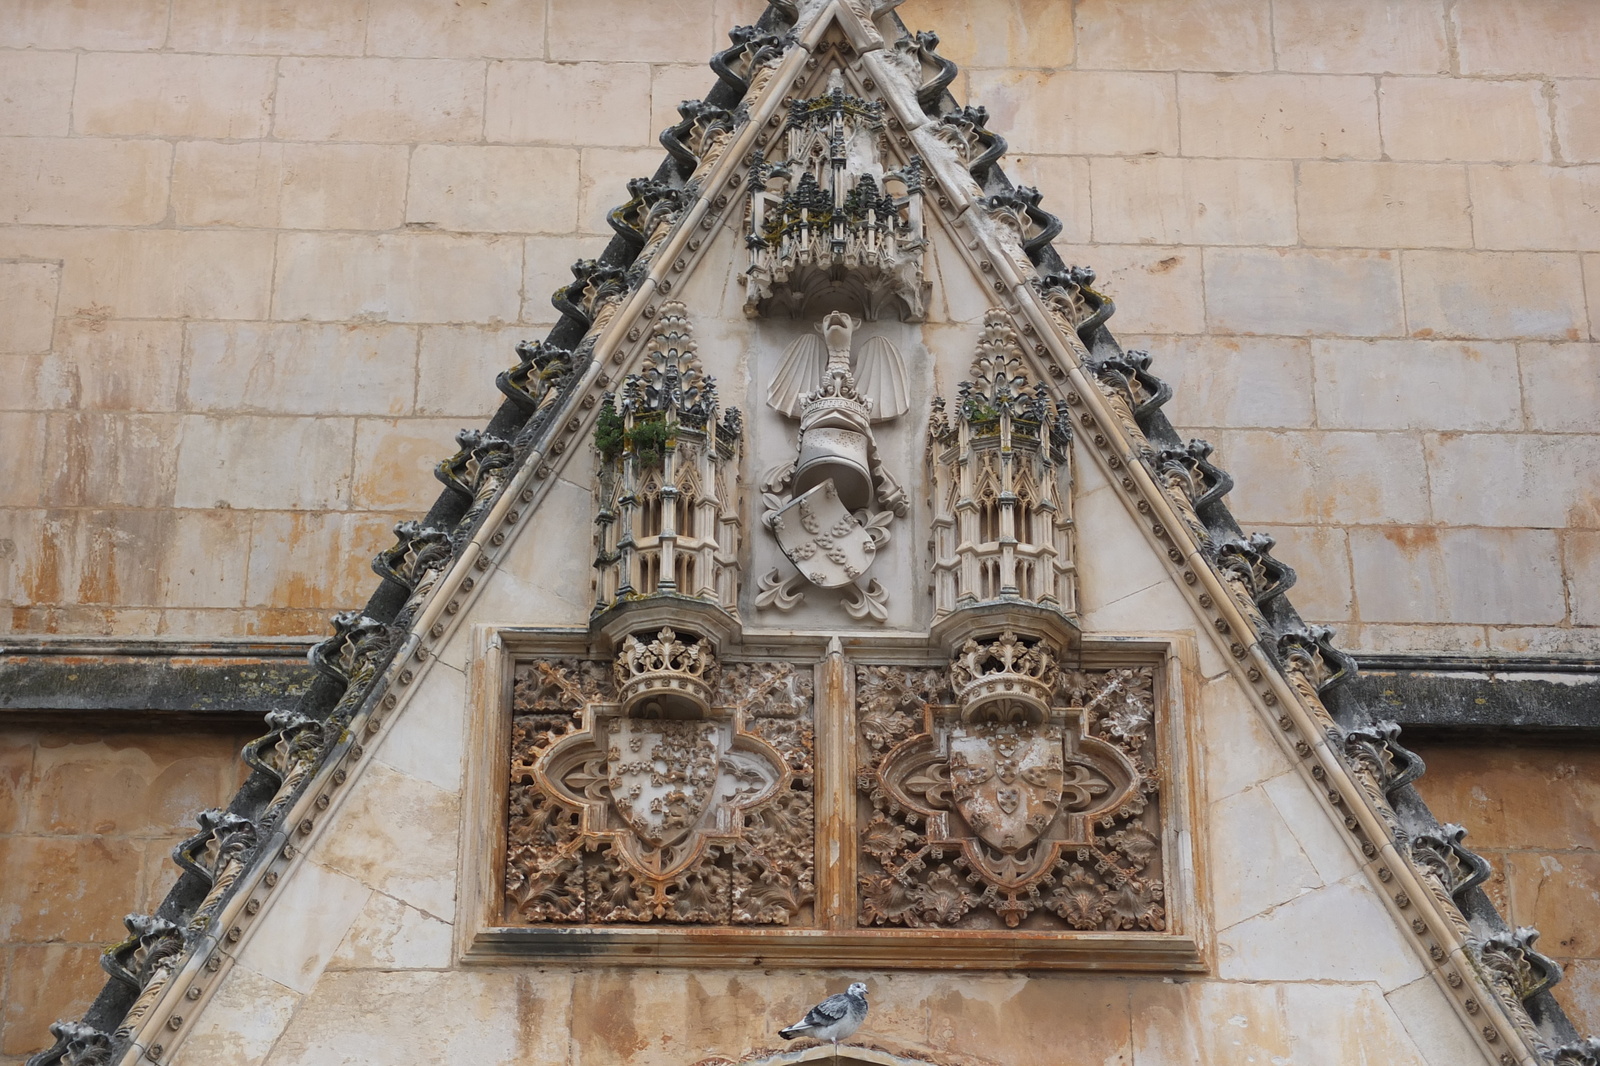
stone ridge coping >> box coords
[0,638,315,718]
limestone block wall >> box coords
[1412,740,1600,1038]
[0,726,253,1066]
[0,0,1596,654]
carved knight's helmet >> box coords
[768,311,910,514]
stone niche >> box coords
[458,625,1204,971]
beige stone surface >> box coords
[577,147,664,236]
[366,0,547,59]
[1003,154,1092,245]
[316,761,459,919]
[410,145,581,234]
[1219,877,1427,987]
[1569,531,1600,626]
[1311,339,1522,430]
[1470,165,1600,251]
[49,319,182,412]
[1555,80,1600,164]
[1074,0,1272,72]
[1083,245,1205,334]
[1588,254,1600,342]
[1425,432,1600,527]
[1133,335,1315,429]
[1130,980,1293,1064]
[1350,526,1566,624]
[1454,0,1600,77]
[351,417,467,511]
[1204,248,1403,337]
[274,58,486,143]
[1249,523,1355,623]
[327,891,454,971]
[0,944,107,1057]
[160,507,252,608]
[173,415,355,510]
[268,969,556,1066]
[185,322,416,416]
[234,859,372,994]
[1199,676,1291,801]
[901,0,1076,68]
[487,60,653,147]
[0,0,168,50]
[1519,344,1598,432]
[1090,157,1295,246]
[0,51,76,137]
[1272,0,1450,75]
[0,727,251,1058]
[549,0,719,64]
[42,412,181,508]
[1208,782,1325,928]
[1297,161,1472,249]
[1379,77,1549,163]
[374,664,467,793]
[243,510,396,609]
[167,0,368,55]
[3,228,277,321]
[272,233,523,323]
[1179,73,1379,159]
[0,262,59,355]
[415,325,529,418]
[1208,429,1428,525]
[969,70,1179,156]
[173,142,410,230]
[1402,250,1588,341]
[74,52,276,138]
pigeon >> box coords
[779,982,869,1050]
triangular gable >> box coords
[27,3,1597,1066]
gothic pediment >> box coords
[35,3,1596,1066]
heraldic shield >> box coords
[769,480,877,589]
[604,718,724,850]
[949,722,1067,855]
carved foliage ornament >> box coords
[858,639,1164,931]
[505,642,814,926]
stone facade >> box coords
[4,3,1600,1066]
[0,0,1595,656]
[0,727,253,1066]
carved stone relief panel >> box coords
[504,637,815,927]
[857,636,1166,931]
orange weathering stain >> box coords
[1380,526,1440,554]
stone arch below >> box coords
[735,1048,949,1066]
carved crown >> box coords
[950,630,1058,721]
[614,628,718,718]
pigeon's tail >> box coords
[778,1023,812,1040]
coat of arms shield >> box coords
[769,480,877,589]
[948,723,1067,854]
[605,719,723,849]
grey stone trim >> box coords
[1330,655,1600,736]
[0,639,314,721]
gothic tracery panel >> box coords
[856,637,1166,932]
[504,637,815,928]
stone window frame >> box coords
[456,624,1210,971]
